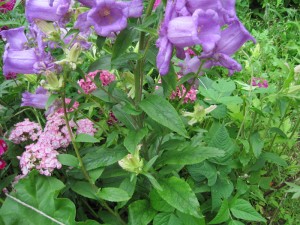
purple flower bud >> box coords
[76,0,143,37]
[0,27,28,50]
[26,0,71,23]
[21,86,49,109]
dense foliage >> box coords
[0,0,299,224]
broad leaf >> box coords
[124,128,148,153]
[230,199,266,222]
[156,177,200,218]
[250,132,264,158]
[0,171,100,225]
[153,213,183,225]
[209,200,230,224]
[139,95,188,137]
[128,200,157,225]
[57,154,79,168]
[97,188,130,202]
[75,134,99,143]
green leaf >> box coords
[97,188,130,202]
[82,146,127,170]
[187,162,218,185]
[112,104,137,130]
[75,134,99,143]
[209,200,230,224]
[139,95,188,137]
[286,182,300,199]
[88,55,111,72]
[268,127,287,138]
[124,128,148,153]
[249,132,264,158]
[176,211,205,225]
[228,220,245,225]
[96,36,106,51]
[128,200,157,225]
[57,154,79,168]
[112,29,136,60]
[230,199,266,222]
[153,213,183,225]
[156,177,200,218]
[71,181,97,200]
[150,189,174,213]
[159,146,224,165]
[0,171,100,225]
[112,52,142,69]
[161,66,177,97]
[211,177,234,210]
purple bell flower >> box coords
[200,21,256,75]
[26,0,71,23]
[75,0,143,37]
[21,86,49,109]
[167,9,220,52]
[3,48,39,78]
[0,27,28,50]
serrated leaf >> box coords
[250,132,264,158]
[153,213,183,225]
[159,146,224,165]
[150,189,174,213]
[124,128,148,153]
[128,200,157,225]
[75,134,99,143]
[139,95,188,137]
[57,154,79,168]
[230,199,266,222]
[82,146,127,170]
[209,200,230,224]
[97,188,130,202]
[156,177,200,218]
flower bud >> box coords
[45,71,63,91]
[118,145,143,174]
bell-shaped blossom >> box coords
[25,0,71,23]
[3,48,39,78]
[0,27,28,50]
[75,0,143,37]
[21,86,49,109]
[167,9,220,51]
[200,21,256,75]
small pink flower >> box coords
[9,119,42,144]
[0,139,8,156]
[76,119,97,136]
[251,77,268,88]
[153,0,161,10]
[0,0,16,13]
[78,70,116,94]
[0,159,6,170]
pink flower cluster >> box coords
[170,75,197,103]
[78,70,116,94]
[11,100,97,177]
[0,139,8,170]
[9,119,42,144]
[153,0,161,10]
[18,142,61,176]
[251,77,268,88]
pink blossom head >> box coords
[0,159,6,170]
[9,119,43,144]
[251,77,268,88]
[0,139,8,156]
[0,0,16,13]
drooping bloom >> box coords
[200,20,256,75]
[75,0,143,37]
[21,86,49,109]
[9,119,43,144]
[156,0,221,75]
[0,139,8,156]
[25,0,71,23]
[0,0,16,13]
[0,27,28,50]
[153,0,161,10]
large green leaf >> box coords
[230,199,266,222]
[124,128,148,154]
[156,177,200,218]
[97,188,130,202]
[139,95,188,137]
[128,200,157,225]
[0,171,100,225]
[82,146,127,170]
[249,132,264,158]
[159,146,224,165]
[150,189,174,213]
[111,29,136,60]
[153,213,183,225]
[209,200,230,224]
